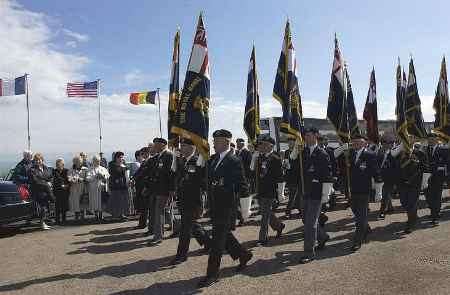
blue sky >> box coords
[1,0,449,158]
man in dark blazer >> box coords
[169,138,211,265]
[252,134,285,245]
[378,135,397,219]
[284,138,301,218]
[197,129,253,288]
[334,134,383,251]
[235,138,253,225]
[147,137,176,246]
[298,127,333,263]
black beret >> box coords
[304,126,319,134]
[259,134,275,145]
[236,138,245,143]
[180,137,194,145]
[351,134,367,140]
[213,129,232,139]
[153,137,168,145]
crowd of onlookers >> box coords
[9,149,149,230]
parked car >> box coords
[0,180,33,225]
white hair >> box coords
[23,150,32,157]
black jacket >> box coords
[11,159,33,185]
[256,151,283,199]
[208,151,249,228]
[347,148,382,195]
[152,150,176,196]
[29,165,54,203]
[52,168,70,194]
[378,149,398,186]
[109,162,128,190]
[176,154,206,210]
[284,149,300,187]
[300,145,332,200]
[236,148,252,180]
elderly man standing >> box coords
[147,138,175,246]
[11,150,33,185]
[251,134,285,246]
[334,134,383,251]
[197,129,253,288]
[296,127,332,264]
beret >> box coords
[153,137,168,145]
[258,134,275,145]
[304,126,319,134]
[213,129,232,139]
[236,138,245,143]
[180,137,194,145]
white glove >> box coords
[421,172,431,190]
[289,144,299,160]
[334,143,349,158]
[196,153,206,167]
[374,182,383,202]
[250,151,259,171]
[321,183,333,204]
[277,182,285,202]
[390,143,404,158]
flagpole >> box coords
[25,73,31,151]
[343,65,352,203]
[157,88,162,137]
[97,79,103,154]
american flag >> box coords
[67,81,98,98]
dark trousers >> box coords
[425,178,443,219]
[206,223,248,278]
[258,198,283,242]
[303,197,328,256]
[286,185,302,213]
[55,191,68,223]
[176,206,211,258]
[380,183,394,213]
[350,193,369,245]
[399,185,419,227]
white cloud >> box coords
[62,28,89,43]
[123,69,169,87]
[65,40,77,48]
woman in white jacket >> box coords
[86,155,109,222]
[68,156,87,220]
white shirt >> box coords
[307,144,318,156]
[215,148,230,169]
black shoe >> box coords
[351,244,361,252]
[316,236,329,251]
[169,256,187,266]
[236,252,253,272]
[431,219,439,226]
[197,276,219,288]
[256,240,268,247]
[299,255,315,264]
[378,212,385,219]
[147,239,162,246]
[276,223,285,238]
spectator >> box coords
[53,158,70,225]
[11,150,33,185]
[68,155,87,221]
[99,152,108,168]
[86,155,110,222]
[29,153,54,230]
[108,151,129,221]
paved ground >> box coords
[0,194,449,295]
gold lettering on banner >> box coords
[179,77,203,125]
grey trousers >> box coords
[258,198,283,242]
[152,195,170,241]
[350,193,369,245]
[303,197,328,256]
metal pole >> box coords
[343,66,352,202]
[157,88,162,138]
[97,79,102,154]
[25,74,31,151]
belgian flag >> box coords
[405,58,427,139]
[344,65,361,139]
[395,59,411,151]
[129,91,156,105]
[244,45,261,146]
[273,20,304,142]
[327,36,349,143]
[171,13,210,159]
[168,29,180,146]
[432,56,450,141]
[363,68,379,143]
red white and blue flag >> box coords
[0,75,26,96]
[67,81,98,98]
